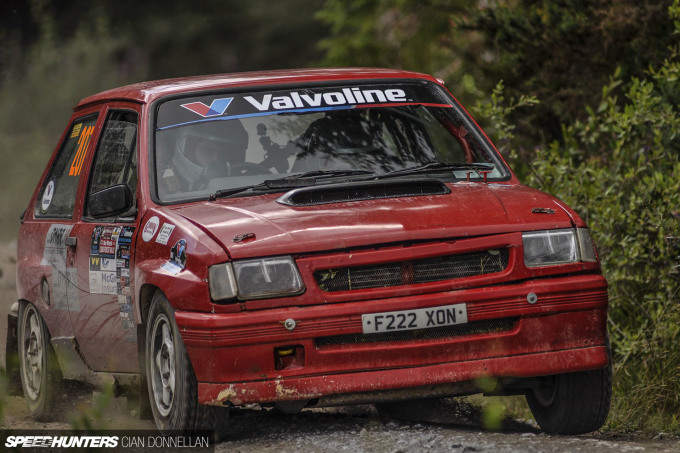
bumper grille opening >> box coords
[315,248,510,292]
[314,318,518,347]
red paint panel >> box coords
[197,344,609,406]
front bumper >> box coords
[175,274,609,406]
[198,341,608,406]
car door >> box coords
[24,111,101,341]
[67,106,141,373]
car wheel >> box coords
[18,302,60,420]
[146,291,229,439]
[525,345,612,434]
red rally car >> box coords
[7,68,611,436]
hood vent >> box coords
[276,179,450,207]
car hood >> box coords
[171,182,576,259]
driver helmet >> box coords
[172,120,248,186]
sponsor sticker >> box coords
[70,122,83,138]
[118,295,137,342]
[142,216,160,242]
[157,83,454,130]
[161,239,187,274]
[169,239,187,269]
[41,224,73,268]
[101,257,116,271]
[155,223,176,245]
[160,261,182,275]
[99,238,117,258]
[181,97,233,117]
[91,226,102,254]
[242,87,407,112]
[41,225,79,311]
[89,225,135,295]
[41,178,55,212]
[90,270,118,295]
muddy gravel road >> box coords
[216,403,680,453]
[1,242,678,452]
[3,396,679,453]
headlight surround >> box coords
[209,256,305,302]
[523,228,598,267]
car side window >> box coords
[35,115,99,218]
[86,110,138,218]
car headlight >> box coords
[523,228,598,267]
[208,263,238,301]
[576,228,598,262]
[209,256,305,301]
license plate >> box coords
[362,303,468,334]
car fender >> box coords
[134,209,231,322]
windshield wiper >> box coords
[209,184,267,200]
[375,162,494,180]
[291,169,374,179]
[210,170,374,200]
[262,169,373,189]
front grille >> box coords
[315,248,509,292]
[315,318,518,347]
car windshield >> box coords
[153,81,509,203]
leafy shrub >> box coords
[475,3,680,433]
[529,77,679,433]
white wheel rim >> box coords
[150,314,176,417]
[21,307,44,401]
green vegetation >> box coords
[465,4,680,435]
[481,68,680,433]
[1,0,678,435]
[318,0,675,147]
[528,65,680,435]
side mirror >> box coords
[88,184,133,218]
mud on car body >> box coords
[7,68,611,437]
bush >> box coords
[475,4,680,432]
[528,78,680,433]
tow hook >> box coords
[282,318,297,331]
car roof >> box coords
[76,68,440,109]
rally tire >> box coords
[17,302,60,421]
[526,345,612,434]
[145,291,229,439]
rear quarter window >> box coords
[35,115,99,218]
